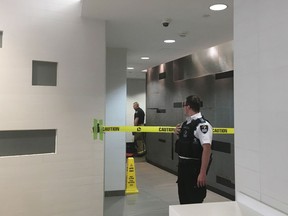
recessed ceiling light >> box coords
[142,69,148,72]
[209,4,228,11]
[164,39,176,44]
[127,67,134,70]
[141,57,150,60]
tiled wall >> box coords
[105,48,127,193]
[0,0,105,215]
[234,0,288,214]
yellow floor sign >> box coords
[125,157,139,194]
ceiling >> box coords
[81,0,233,79]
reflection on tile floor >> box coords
[104,161,230,216]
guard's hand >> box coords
[197,173,206,187]
[174,124,181,135]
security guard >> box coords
[175,95,213,204]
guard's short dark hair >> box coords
[185,95,201,112]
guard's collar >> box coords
[186,112,202,123]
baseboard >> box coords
[105,190,125,197]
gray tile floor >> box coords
[104,159,230,216]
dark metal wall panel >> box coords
[146,41,234,199]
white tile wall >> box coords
[0,0,105,215]
[235,0,288,214]
[105,48,127,192]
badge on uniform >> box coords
[183,130,188,138]
[200,125,208,134]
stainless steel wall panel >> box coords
[173,41,233,81]
[146,41,234,199]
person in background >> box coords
[174,95,213,204]
[133,102,146,156]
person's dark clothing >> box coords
[134,107,145,155]
[176,115,212,204]
[134,107,145,125]
[175,118,205,159]
[177,159,206,204]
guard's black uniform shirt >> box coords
[134,107,145,125]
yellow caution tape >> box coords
[102,126,175,133]
[102,126,234,134]
[93,119,234,140]
[213,128,234,134]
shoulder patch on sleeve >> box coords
[200,125,209,134]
